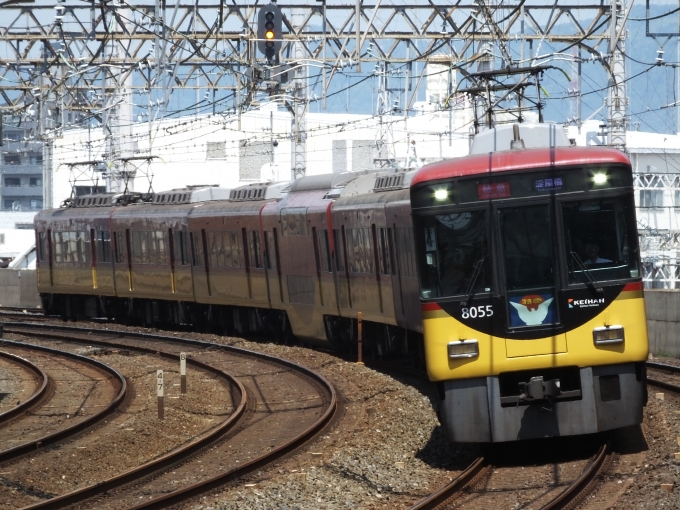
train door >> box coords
[241,228,252,299]
[89,228,98,289]
[125,229,133,291]
[201,229,212,296]
[264,229,283,304]
[168,228,176,293]
[375,225,397,318]
[333,227,351,311]
[496,203,567,356]
[37,229,53,288]
[392,222,406,320]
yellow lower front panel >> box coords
[424,294,649,382]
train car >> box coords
[34,176,426,356]
[410,124,648,442]
[35,192,137,318]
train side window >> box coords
[377,227,392,275]
[175,231,189,266]
[156,231,167,265]
[396,227,409,277]
[231,231,242,268]
[317,229,331,272]
[65,232,76,263]
[281,207,308,236]
[114,232,126,264]
[146,231,158,265]
[97,231,111,263]
[250,231,262,269]
[333,229,345,272]
[76,231,90,264]
[223,232,233,268]
[347,228,374,274]
[208,232,218,267]
[52,232,63,263]
[190,232,203,267]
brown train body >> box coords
[34,173,423,359]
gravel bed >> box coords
[612,356,680,510]
[0,334,236,509]
[10,320,680,509]
[0,354,37,414]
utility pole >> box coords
[608,0,627,151]
[374,61,394,168]
[290,8,307,180]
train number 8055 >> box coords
[461,305,493,319]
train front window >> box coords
[562,196,639,284]
[416,210,490,299]
[499,204,558,327]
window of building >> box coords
[29,199,42,210]
[30,177,42,187]
[29,153,43,165]
[4,177,20,187]
[640,190,663,208]
[3,154,20,165]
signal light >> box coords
[257,3,282,62]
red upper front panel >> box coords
[410,147,631,187]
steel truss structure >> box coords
[634,172,680,288]
[0,2,621,111]
[0,1,627,197]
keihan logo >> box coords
[568,298,574,309]
[509,294,554,326]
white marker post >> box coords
[180,352,187,394]
[157,370,164,419]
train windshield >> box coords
[562,196,639,283]
[414,193,639,301]
[416,210,491,299]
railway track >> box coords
[408,440,612,510]
[1,322,337,509]
[0,340,126,462]
[0,350,48,422]
[646,360,680,394]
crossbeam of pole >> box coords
[0,1,613,111]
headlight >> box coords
[448,340,479,359]
[593,326,624,345]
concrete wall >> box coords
[0,269,40,308]
[645,289,680,357]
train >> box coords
[34,122,648,442]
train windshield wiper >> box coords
[463,256,486,307]
[570,251,603,295]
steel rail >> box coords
[6,322,337,510]
[407,456,488,510]
[647,361,680,394]
[0,350,49,424]
[4,328,247,510]
[647,361,680,374]
[0,339,127,463]
[539,441,610,510]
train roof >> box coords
[410,146,631,188]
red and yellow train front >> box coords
[411,148,648,442]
